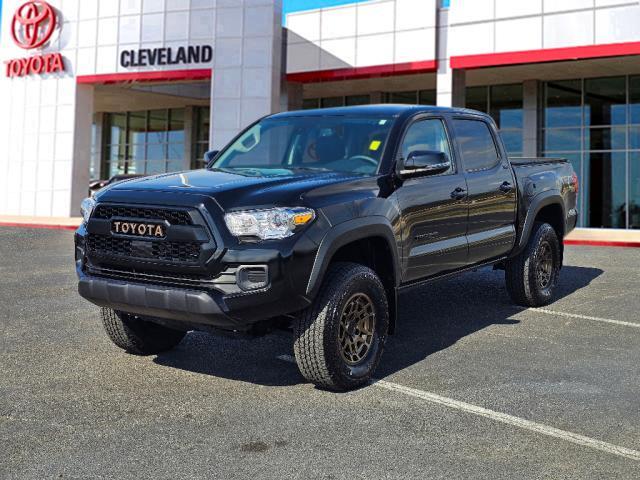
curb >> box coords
[0,222,79,231]
[564,239,640,248]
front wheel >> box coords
[101,308,186,355]
[293,262,389,391]
[505,222,562,307]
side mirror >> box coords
[400,150,450,177]
[204,150,219,164]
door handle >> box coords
[450,187,467,200]
[499,181,514,193]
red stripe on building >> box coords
[450,41,640,69]
[286,60,437,83]
[76,69,212,84]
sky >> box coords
[283,0,372,15]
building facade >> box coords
[1,0,639,230]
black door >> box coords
[451,117,517,264]
[394,117,469,282]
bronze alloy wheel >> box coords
[338,293,376,365]
[536,240,554,289]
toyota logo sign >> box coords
[11,1,57,50]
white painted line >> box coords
[375,380,640,462]
[277,354,640,461]
[530,308,640,329]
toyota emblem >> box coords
[10,1,57,50]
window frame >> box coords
[395,115,458,177]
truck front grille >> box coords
[93,205,193,226]
[87,234,201,263]
[85,204,214,267]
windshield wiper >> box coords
[290,166,332,172]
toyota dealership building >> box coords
[1,0,640,231]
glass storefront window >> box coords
[587,127,626,151]
[585,152,627,229]
[345,94,370,106]
[168,109,185,143]
[584,77,626,126]
[630,153,640,229]
[102,108,190,177]
[630,127,640,150]
[490,84,523,130]
[544,128,582,152]
[630,76,640,125]
[191,106,211,170]
[418,89,436,105]
[302,99,320,110]
[540,76,640,228]
[465,85,522,155]
[109,113,126,145]
[545,80,582,128]
[465,86,488,113]
[148,109,168,143]
[128,111,147,145]
[320,97,342,108]
[386,91,417,104]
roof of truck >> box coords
[269,104,484,119]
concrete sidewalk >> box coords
[0,215,82,230]
[0,216,638,247]
[564,228,640,247]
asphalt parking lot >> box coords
[1,227,639,479]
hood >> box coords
[100,168,381,210]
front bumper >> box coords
[75,197,323,332]
[78,272,237,329]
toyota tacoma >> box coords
[75,105,578,391]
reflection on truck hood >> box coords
[100,168,381,210]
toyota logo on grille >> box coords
[11,1,57,50]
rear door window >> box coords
[452,119,500,172]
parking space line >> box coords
[530,308,640,329]
[277,355,640,462]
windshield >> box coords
[211,115,395,175]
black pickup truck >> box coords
[75,105,578,391]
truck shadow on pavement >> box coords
[153,265,602,388]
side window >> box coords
[400,119,453,174]
[452,119,500,172]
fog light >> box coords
[237,266,269,291]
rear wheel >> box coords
[293,262,389,391]
[505,222,561,307]
[101,308,186,355]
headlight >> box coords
[80,197,96,224]
[224,207,315,240]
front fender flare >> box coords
[305,216,400,299]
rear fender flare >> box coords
[513,192,565,256]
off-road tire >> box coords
[101,308,186,355]
[505,222,561,307]
[293,262,389,391]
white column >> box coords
[70,84,94,214]
[522,80,539,157]
[436,7,465,108]
[210,0,283,150]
